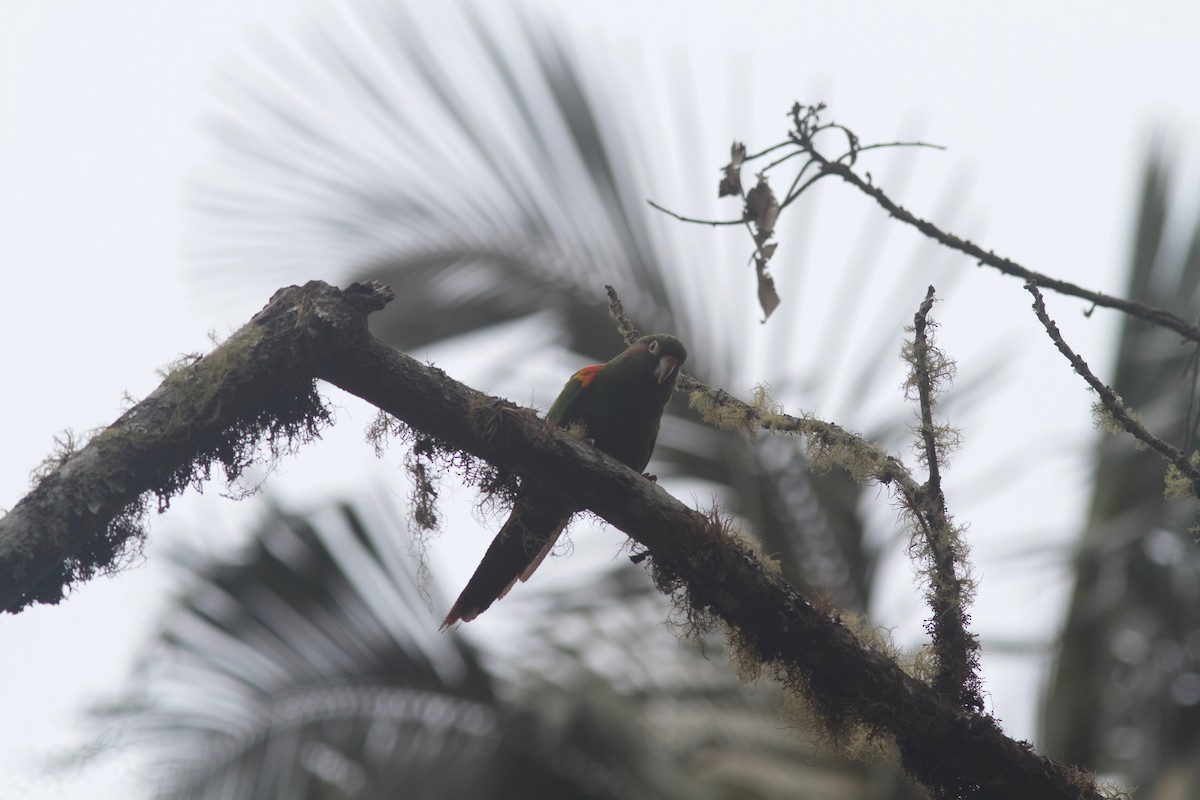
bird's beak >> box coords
[654,355,679,384]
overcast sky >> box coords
[3,1,1200,796]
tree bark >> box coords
[0,280,1104,799]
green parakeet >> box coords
[441,334,688,628]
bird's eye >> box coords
[648,340,659,354]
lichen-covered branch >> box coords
[906,287,981,711]
[321,288,1103,800]
[0,281,393,612]
[613,282,983,710]
[1025,280,1200,498]
[606,286,923,514]
[0,280,1109,799]
[911,287,949,500]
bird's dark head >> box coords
[637,334,687,385]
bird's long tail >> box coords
[440,495,571,629]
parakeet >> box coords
[441,334,688,628]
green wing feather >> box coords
[546,364,600,425]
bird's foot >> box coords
[642,472,658,483]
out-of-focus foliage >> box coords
[105,499,501,799]
[191,0,957,621]
[1043,151,1200,797]
[106,1,1004,797]
[110,494,910,799]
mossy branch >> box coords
[906,286,981,711]
[0,281,382,611]
[607,285,920,495]
[0,281,1108,799]
[614,282,983,711]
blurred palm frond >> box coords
[128,2,1015,797]
[107,499,502,799]
[108,493,904,799]
[190,0,945,610]
[1043,148,1200,796]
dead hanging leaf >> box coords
[755,261,782,321]
[742,175,782,320]
[719,141,747,197]
[744,176,779,246]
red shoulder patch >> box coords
[572,365,601,387]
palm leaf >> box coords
[109,493,734,799]
[491,562,883,797]
[162,4,1012,798]
[112,490,921,798]
[1042,149,1200,791]
[191,2,996,613]
[104,497,504,798]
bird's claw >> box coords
[642,472,658,483]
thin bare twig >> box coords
[1025,280,1200,496]
[644,199,742,227]
[653,102,1200,344]
[787,104,1200,344]
[856,140,948,156]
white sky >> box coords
[3,0,1200,796]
